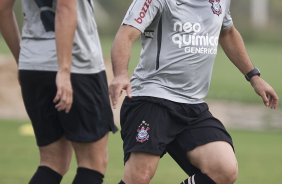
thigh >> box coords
[19,70,63,146]
[187,141,238,182]
[170,110,234,175]
[59,71,117,143]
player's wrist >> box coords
[113,71,129,78]
[245,67,260,82]
[58,65,71,73]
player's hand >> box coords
[250,76,279,109]
[109,75,132,109]
[53,69,73,113]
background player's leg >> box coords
[71,133,109,184]
[121,152,160,184]
[29,137,73,184]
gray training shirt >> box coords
[19,0,105,74]
[123,0,233,104]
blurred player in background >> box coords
[0,0,117,183]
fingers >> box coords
[109,79,132,109]
[53,88,62,104]
[253,78,279,110]
[261,92,270,107]
[260,90,279,109]
[110,85,122,109]
[266,92,279,109]
[126,84,132,98]
[53,86,73,113]
[53,71,73,113]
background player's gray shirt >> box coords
[19,0,105,74]
[123,0,233,104]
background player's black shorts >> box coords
[19,70,117,146]
[120,96,233,166]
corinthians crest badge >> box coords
[136,121,150,143]
[209,0,222,16]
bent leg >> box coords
[188,141,238,184]
[123,152,160,184]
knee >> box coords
[130,169,154,184]
[123,153,159,184]
[40,152,72,175]
[93,151,109,171]
[75,151,109,174]
[44,157,71,175]
[208,161,238,184]
[124,163,156,184]
[57,159,72,175]
[98,152,109,170]
[124,163,155,184]
[40,161,70,176]
[225,162,238,184]
[220,165,238,184]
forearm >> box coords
[220,26,279,108]
[0,1,20,62]
[55,0,77,72]
[219,26,254,75]
[111,25,140,77]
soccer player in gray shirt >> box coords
[0,0,117,184]
[109,0,279,184]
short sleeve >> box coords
[222,2,233,30]
[122,0,163,33]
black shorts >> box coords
[19,70,117,146]
[120,96,233,167]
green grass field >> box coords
[0,120,282,184]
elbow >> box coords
[118,25,141,42]
[220,25,236,38]
[219,25,237,44]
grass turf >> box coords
[0,120,282,184]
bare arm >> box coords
[109,25,141,108]
[219,26,279,109]
[0,0,20,63]
[53,0,77,113]
[219,26,254,74]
